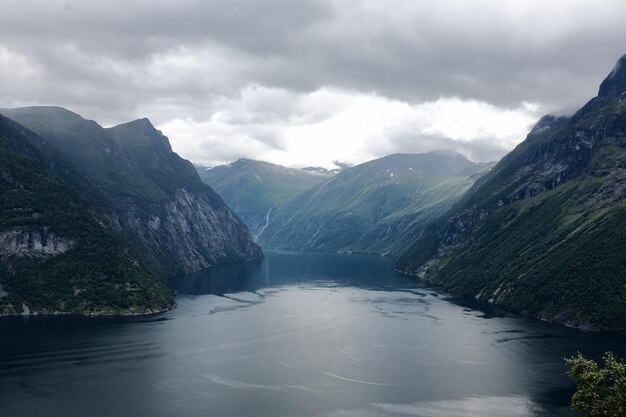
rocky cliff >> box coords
[0,108,263,276]
[0,114,173,315]
[397,54,626,333]
[0,227,75,258]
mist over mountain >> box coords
[198,159,332,237]
[0,107,262,315]
[0,114,172,315]
[4,3,626,416]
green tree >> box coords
[565,352,626,416]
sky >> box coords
[1,0,626,168]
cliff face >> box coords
[104,118,263,274]
[119,188,262,274]
[397,55,626,333]
[0,227,75,258]
[0,114,173,315]
[0,108,263,276]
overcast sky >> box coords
[1,0,626,168]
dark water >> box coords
[1,251,625,417]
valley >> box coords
[2,3,626,413]
[202,152,494,256]
[2,251,625,417]
[197,55,626,334]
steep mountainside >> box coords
[198,159,331,237]
[259,152,492,256]
[0,114,173,315]
[397,55,626,333]
[0,107,262,276]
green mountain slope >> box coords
[0,107,263,276]
[397,54,626,333]
[259,152,492,256]
[197,159,331,237]
[0,114,173,315]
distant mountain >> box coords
[397,54,626,333]
[0,114,172,315]
[198,159,332,237]
[259,152,493,256]
[302,166,343,175]
[0,107,262,278]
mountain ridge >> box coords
[0,114,174,315]
[397,54,626,333]
[258,151,493,256]
[198,158,332,237]
[0,106,263,278]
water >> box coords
[1,251,625,417]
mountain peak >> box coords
[0,106,86,125]
[131,117,154,127]
[598,54,626,99]
[107,117,173,154]
[528,114,569,135]
[113,117,157,132]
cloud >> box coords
[0,0,625,167]
[160,88,540,168]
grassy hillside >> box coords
[259,152,492,256]
[198,159,331,236]
[397,55,626,333]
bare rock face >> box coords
[120,188,263,274]
[0,108,263,277]
[598,54,626,99]
[0,227,75,258]
[103,119,264,275]
[161,189,262,270]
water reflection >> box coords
[1,250,625,417]
[170,250,426,295]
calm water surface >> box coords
[1,251,625,417]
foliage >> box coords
[198,159,330,236]
[400,180,626,332]
[565,352,626,416]
[0,107,259,278]
[258,152,493,256]
[0,114,173,315]
[107,119,215,200]
[397,61,626,333]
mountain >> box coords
[0,107,263,277]
[197,159,332,237]
[259,152,493,255]
[302,166,343,175]
[0,114,173,315]
[397,54,626,333]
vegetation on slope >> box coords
[198,159,331,236]
[0,115,173,315]
[0,107,262,277]
[397,55,626,333]
[259,152,493,256]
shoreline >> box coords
[0,303,176,318]
[394,268,602,334]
